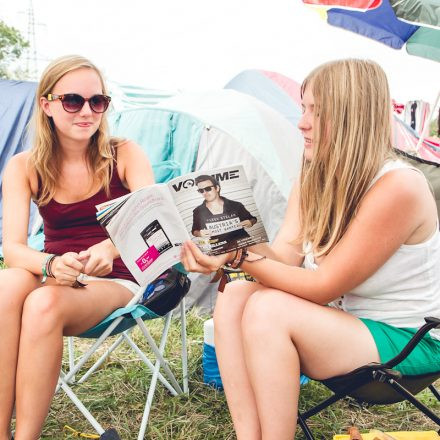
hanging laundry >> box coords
[404,100,431,134]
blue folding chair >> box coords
[56,267,191,440]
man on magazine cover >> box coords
[191,174,257,251]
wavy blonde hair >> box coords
[29,54,116,206]
[298,59,395,257]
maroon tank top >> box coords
[38,169,137,283]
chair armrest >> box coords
[425,316,440,327]
[383,316,440,369]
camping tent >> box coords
[225,69,302,127]
[0,80,38,240]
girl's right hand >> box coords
[181,240,234,275]
[51,252,84,286]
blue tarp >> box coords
[328,0,419,49]
[0,80,38,243]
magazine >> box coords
[96,165,268,286]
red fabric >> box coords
[392,99,405,114]
[303,0,381,10]
[426,136,440,147]
[38,169,136,282]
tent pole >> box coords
[416,90,440,154]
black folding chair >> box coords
[298,316,440,439]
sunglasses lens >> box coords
[90,95,110,113]
[62,94,85,112]
[198,186,213,193]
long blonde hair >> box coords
[29,54,115,206]
[298,59,394,257]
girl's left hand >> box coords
[78,240,118,277]
[181,240,233,274]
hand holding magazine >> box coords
[96,165,268,286]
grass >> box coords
[12,309,438,439]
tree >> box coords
[0,20,29,79]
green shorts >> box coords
[360,318,440,376]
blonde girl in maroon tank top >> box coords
[0,55,154,439]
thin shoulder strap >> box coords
[368,159,421,190]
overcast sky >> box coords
[1,0,439,108]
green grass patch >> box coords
[10,309,440,439]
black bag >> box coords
[140,267,191,316]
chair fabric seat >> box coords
[322,364,440,404]
[79,304,159,338]
[79,266,189,338]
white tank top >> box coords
[304,159,440,340]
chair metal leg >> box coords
[429,384,440,402]
[58,375,105,435]
[136,316,184,394]
[58,314,129,392]
[180,297,189,394]
[301,390,348,420]
[67,337,76,383]
[77,332,129,383]
[137,311,175,440]
[123,330,179,395]
[388,379,440,426]
[296,384,359,439]
[297,412,316,440]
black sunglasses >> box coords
[46,93,111,113]
[197,185,215,194]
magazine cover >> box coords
[168,164,268,256]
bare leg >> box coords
[242,289,380,440]
[14,281,133,440]
[214,280,261,440]
[0,269,39,440]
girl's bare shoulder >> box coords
[4,151,33,178]
[4,151,38,195]
[370,167,430,203]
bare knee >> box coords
[22,286,63,337]
[214,281,259,338]
[0,268,38,313]
[242,289,295,340]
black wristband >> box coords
[225,248,247,269]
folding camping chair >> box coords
[297,316,440,439]
[56,267,191,440]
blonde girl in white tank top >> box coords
[181,60,440,440]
